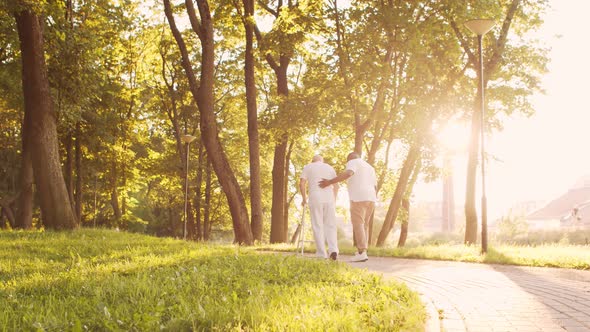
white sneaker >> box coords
[350,251,368,262]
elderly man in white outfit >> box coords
[299,155,340,260]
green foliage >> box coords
[496,214,529,240]
[0,7,22,204]
[0,100,20,200]
[493,228,590,246]
[0,229,425,331]
[259,0,323,58]
[0,0,552,244]
[375,243,590,270]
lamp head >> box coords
[464,19,496,36]
[181,135,197,144]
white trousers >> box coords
[308,200,338,258]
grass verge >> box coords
[261,243,590,270]
[0,229,425,331]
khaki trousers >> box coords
[350,201,375,252]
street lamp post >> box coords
[181,134,197,240]
[464,19,495,254]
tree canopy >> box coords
[0,0,549,245]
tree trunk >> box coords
[164,0,252,244]
[242,0,263,242]
[110,161,122,221]
[167,200,174,236]
[14,6,76,229]
[368,127,396,245]
[464,96,481,244]
[283,140,293,240]
[270,134,288,243]
[376,144,420,246]
[74,125,82,222]
[397,198,410,247]
[204,157,212,241]
[92,173,98,227]
[16,111,33,229]
[194,142,203,240]
[290,223,301,244]
[182,136,196,240]
[269,62,290,244]
[65,133,75,208]
[452,0,522,245]
[186,200,196,240]
[121,149,127,217]
[160,41,197,239]
[366,212,374,246]
[397,159,421,247]
[1,203,16,228]
[252,6,293,243]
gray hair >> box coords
[347,152,360,161]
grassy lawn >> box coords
[263,243,590,270]
[0,229,425,331]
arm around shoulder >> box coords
[319,169,353,188]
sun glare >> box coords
[437,121,470,153]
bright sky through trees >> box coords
[416,0,590,220]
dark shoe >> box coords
[329,252,338,261]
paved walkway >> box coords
[342,256,590,332]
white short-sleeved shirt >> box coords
[345,158,377,202]
[300,162,337,203]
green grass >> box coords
[261,243,590,270]
[0,229,425,331]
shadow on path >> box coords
[341,254,590,332]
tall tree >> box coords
[445,0,549,244]
[13,2,77,229]
[330,0,431,161]
[254,0,322,243]
[397,158,421,247]
[457,1,521,244]
[164,0,253,244]
[234,0,263,241]
[157,32,199,240]
[257,3,291,244]
[376,142,420,246]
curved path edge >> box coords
[342,255,590,332]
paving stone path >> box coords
[343,256,590,332]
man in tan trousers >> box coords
[319,152,376,262]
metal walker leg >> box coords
[298,208,306,255]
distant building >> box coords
[507,200,544,217]
[526,176,590,229]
